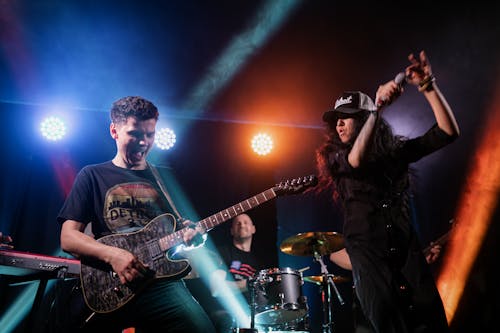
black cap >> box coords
[322,91,376,122]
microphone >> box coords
[394,72,407,86]
[376,72,407,108]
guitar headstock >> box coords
[274,175,318,196]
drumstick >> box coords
[298,266,310,273]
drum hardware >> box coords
[249,276,258,331]
[279,232,346,333]
[313,250,345,333]
[303,274,350,285]
[249,267,309,330]
[298,266,310,273]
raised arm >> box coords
[405,50,460,137]
[348,80,401,168]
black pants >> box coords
[46,279,215,333]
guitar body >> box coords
[80,213,190,313]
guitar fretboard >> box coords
[158,188,277,251]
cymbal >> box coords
[303,274,350,285]
[280,232,344,256]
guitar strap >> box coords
[147,162,185,223]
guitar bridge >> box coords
[145,239,164,260]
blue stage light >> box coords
[155,127,176,150]
[40,116,66,141]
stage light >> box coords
[438,86,500,324]
[251,133,273,156]
[179,0,301,135]
[40,116,66,141]
[155,127,176,150]
[185,246,251,328]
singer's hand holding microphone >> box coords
[375,72,406,109]
[373,50,436,111]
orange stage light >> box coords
[251,132,274,156]
[437,85,500,323]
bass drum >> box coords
[253,267,308,327]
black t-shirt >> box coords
[216,243,263,303]
[218,243,261,281]
[57,161,175,238]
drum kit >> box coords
[245,231,348,333]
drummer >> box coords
[208,213,263,333]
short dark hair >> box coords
[110,96,159,124]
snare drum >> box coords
[253,267,308,326]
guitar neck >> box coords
[158,187,277,251]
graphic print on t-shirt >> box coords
[229,260,256,280]
[104,182,167,233]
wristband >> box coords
[418,74,436,92]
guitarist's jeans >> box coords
[71,279,216,333]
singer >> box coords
[315,50,459,333]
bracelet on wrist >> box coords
[418,74,436,92]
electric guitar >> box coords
[80,175,317,313]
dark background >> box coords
[1,1,499,332]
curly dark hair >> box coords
[315,112,403,200]
[110,96,159,124]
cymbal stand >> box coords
[248,277,257,330]
[313,250,345,333]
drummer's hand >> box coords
[236,279,248,292]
